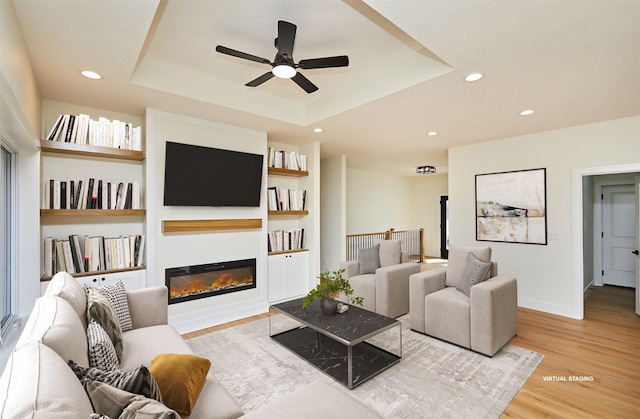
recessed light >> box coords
[464,73,483,82]
[520,109,535,116]
[426,131,438,136]
[313,128,323,133]
[81,70,102,80]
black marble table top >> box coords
[271,298,400,346]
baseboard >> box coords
[169,299,269,335]
[518,298,576,319]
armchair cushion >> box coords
[358,244,380,274]
[456,252,492,297]
[446,245,492,288]
[374,239,402,267]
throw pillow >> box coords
[86,288,123,362]
[84,280,132,332]
[87,320,119,371]
[85,381,178,419]
[149,353,211,417]
[456,252,492,297]
[374,238,402,267]
[68,360,163,402]
[358,244,380,274]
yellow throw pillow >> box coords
[149,354,210,416]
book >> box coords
[46,115,64,141]
[64,115,76,142]
[60,181,67,209]
[70,234,84,273]
[135,235,145,267]
[56,115,70,142]
[63,240,77,273]
[43,237,54,277]
[55,240,66,273]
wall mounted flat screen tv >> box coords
[163,141,263,207]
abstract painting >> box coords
[475,168,547,245]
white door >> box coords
[602,185,636,288]
[635,177,640,316]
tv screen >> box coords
[163,141,263,207]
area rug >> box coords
[186,314,543,418]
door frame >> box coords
[572,163,640,320]
[594,180,636,286]
[440,195,449,259]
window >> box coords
[1,140,18,346]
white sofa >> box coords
[0,272,382,419]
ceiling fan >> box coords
[215,20,349,93]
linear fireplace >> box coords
[165,258,256,304]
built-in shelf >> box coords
[40,209,145,217]
[267,167,308,177]
[268,210,308,216]
[268,248,309,256]
[162,218,263,233]
[39,139,144,161]
[40,265,146,282]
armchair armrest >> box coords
[408,267,447,333]
[339,260,360,279]
[126,286,168,329]
[470,275,518,356]
[375,262,421,318]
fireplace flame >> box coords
[170,272,254,299]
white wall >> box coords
[321,155,346,271]
[345,167,414,234]
[449,116,640,318]
[145,109,268,333]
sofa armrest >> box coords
[339,260,360,279]
[408,267,447,333]
[126,286,169,329]
[375,262,421,318]
[470,275,518,356]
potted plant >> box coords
[302,269,363,314]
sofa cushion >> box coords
[120,325,193,371]
[84,280,133,332]
[85,381,178,419]
[456,252,492,297]
[87,287,124,361]
[358,244,380,274]
[374,239,402,267]
[446,245,492,288]
[45,271,87,328]
[149,354,211,417]
[16,295,89,367]
[88,320,120,371]
[425,287,472,348]
[0,340,94,417]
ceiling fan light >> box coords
[272,64,296,79]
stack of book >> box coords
[267,147,307,171]
[44,178,140,210]
[267,187,306,211]
[45,113,142,151]
[43,234,145,277]
[267,229,305,253]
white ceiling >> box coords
[11,0,640,176]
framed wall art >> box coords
[475,168,547,245]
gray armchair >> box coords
[339,239,420,318]
[409,245,517,356]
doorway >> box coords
[440,195,449,259]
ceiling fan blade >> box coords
[291,72,318,93]
[298,55,349,69]
[245,72,275,87]
[277,21,297,58]
[216,45,271,65]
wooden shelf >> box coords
[40,139,144,161]
[268,210,308,216]
[268,167,308,177]
[40,209,145,217]
[40,265,146,282]
[162,218,262,233]
[268,248,309,256]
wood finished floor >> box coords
[182,285,639,418]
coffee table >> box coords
[269,298,402,389]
